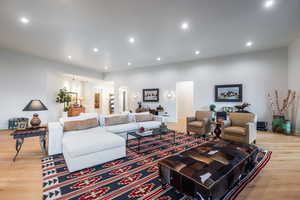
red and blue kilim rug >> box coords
[42,133,271,200]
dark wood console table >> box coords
[10,127,47,161]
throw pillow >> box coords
[135,114,154,122]
[105,115,129,126]
[64,118,99,132]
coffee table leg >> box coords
[138,138,141,152]
[13,138,24,161]
[173,131,176,144]
[39,135,47,154]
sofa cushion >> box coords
[188,121,204,128]
[64,118,99,132]
[60,113,98,126]
[63,127,125,158]
[105,123,139,133]
[224,126,247,136]
[105,115,129,126]
[135,114,154,122]
[138,121,161,129]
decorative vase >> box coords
[30,113,41,128]
[272,115,285,133]
[214,123,222,138]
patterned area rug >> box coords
[42,133,271,200]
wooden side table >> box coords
[10,127,47,161]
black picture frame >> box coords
[143,88,159,102]
[215,84,243,102]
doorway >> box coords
[176,81,194,121]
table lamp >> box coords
[23,100,48,128]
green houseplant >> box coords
[56,88,71,112]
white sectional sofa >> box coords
[48,112,162,172]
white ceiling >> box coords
[0,0,300,72]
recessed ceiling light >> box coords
[104,66,108,70]
[195,50,200,55]
[156,57,161,61]
[181,22,189,30]
[20,17,30,24]
[128,37,135,44]
[128,62,132,66]
[264,0,275,8]
[93,48,99,52]
[68,56,72,60]
[246,41,253,47]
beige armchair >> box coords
[187,111,213,136]
[222,112,257,144]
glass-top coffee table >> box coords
[126,128,176,153]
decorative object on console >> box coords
[143,88,159,102]
[8,118,29,130]
[235,102,251,112]
[139,126,145,133]
[16,121,28,130]
[209,104,216,111]
[56,88,71,112]
[157,105,164,112]
[23,100,48,128]
[215,84,243,102]
[268,89,296,134]
[223,106,234,113]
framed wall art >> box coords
[143,88,159,102]
[215,84,243,102]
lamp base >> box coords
[30,113,41,128]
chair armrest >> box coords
[246,122,257,144]
[48,122,64,156]
[187,117,196,123]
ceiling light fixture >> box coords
[93,48,99,52]
[156,57,161,61]
[264,0,275,8]
[104,66,108,70]
[20,17,30,24]
[195,50,200,55]
[246,41,253,47]
[128,37,135,44]
[181,22,189,30]
[68,56,72,60]
[128,62,132,66]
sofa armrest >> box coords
[154,115,163,123]
[246,122,257,144]
[187,117,196,123]
[48,122,64,156]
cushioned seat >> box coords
[63,127,125,158]
[188,121,204,128]
[224,126,247,136]
[105,123,139,133]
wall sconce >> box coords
[165,90,176,100]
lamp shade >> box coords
[23,100,48,111]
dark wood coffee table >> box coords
[158,139,259,200]
[11,127,47,161]
[126,128,176,153]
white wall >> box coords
[0,48,103,129]
[104,48,288,125]
[288,36,300,133]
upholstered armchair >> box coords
[222,112,257,144]
[187,111,213,136]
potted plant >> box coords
[268,90,296,135]
[56,88,71,117]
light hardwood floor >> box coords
[0,121,300,200]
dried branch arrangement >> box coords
[268,90,296,116]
